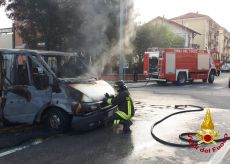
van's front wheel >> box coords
[44,108,71,133]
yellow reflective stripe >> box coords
[117,120,120,124]
[107,98,112,105]
[114,120,120,125]
[127,97,131,118]
[116,111,129,120]
[116,111,128,119]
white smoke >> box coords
[78,0,135,77]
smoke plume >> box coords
[77,0,135,77]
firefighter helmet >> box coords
[114,80,127,91]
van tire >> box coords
[44,108,71,133]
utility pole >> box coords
[119,0,125,80]
[12,23,15,49]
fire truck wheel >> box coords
[176,72,187,85]
[188,79,194,84]
[202,79,207,83]
[228,78,230,88]
[208,72,215,84]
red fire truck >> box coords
[143,48,218,85]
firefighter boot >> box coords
[121,120,133,133]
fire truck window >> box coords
[15,54,29,85]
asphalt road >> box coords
[0,73,230,164]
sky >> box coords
[1,0,230,31]
[0,7,12,28]
[134,0,230,31]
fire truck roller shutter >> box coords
[165,52,176,74]
[176,70,188,85]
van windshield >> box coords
[41,55,87,78]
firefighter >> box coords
[104,80,135,132]
[133,63,138,82]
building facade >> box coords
[0,28,13,48]
[147,16,200,48]
[0,25,25,49]
[218,27,230,62]
[171,12,230,62]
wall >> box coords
[0,33,13,48]
[101,74,146,81]
[173,17,207,49]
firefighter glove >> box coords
[103,97,108,104]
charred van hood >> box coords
[69,80,115,102]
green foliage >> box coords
[132,23,185,72]
[132,23,185,70]
[1,0,120,52]
[133,24,185,55]
[2,0,83,50]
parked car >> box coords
[221,63,230,72]
[0,49,116,132]
[228,76,230,88]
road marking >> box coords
[0,139,43,158]
[208,141,230,164]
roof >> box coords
[170,12,208,20]
[147,16,201,35]
[170,12,221,28]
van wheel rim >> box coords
[50,114,61,129]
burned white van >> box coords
[0,49,116,132]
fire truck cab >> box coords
[210,49,221,76]
[144,48,217,85]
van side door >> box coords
[3,53,52,124]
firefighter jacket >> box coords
[107,89,135,120]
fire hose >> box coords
[128,80,151,88]
[151,105,230,147]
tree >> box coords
[1,0,83,50]
[1,0,135,75]
[0,0,121,52]
[133,24,185,72]
[0,0,123,51]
